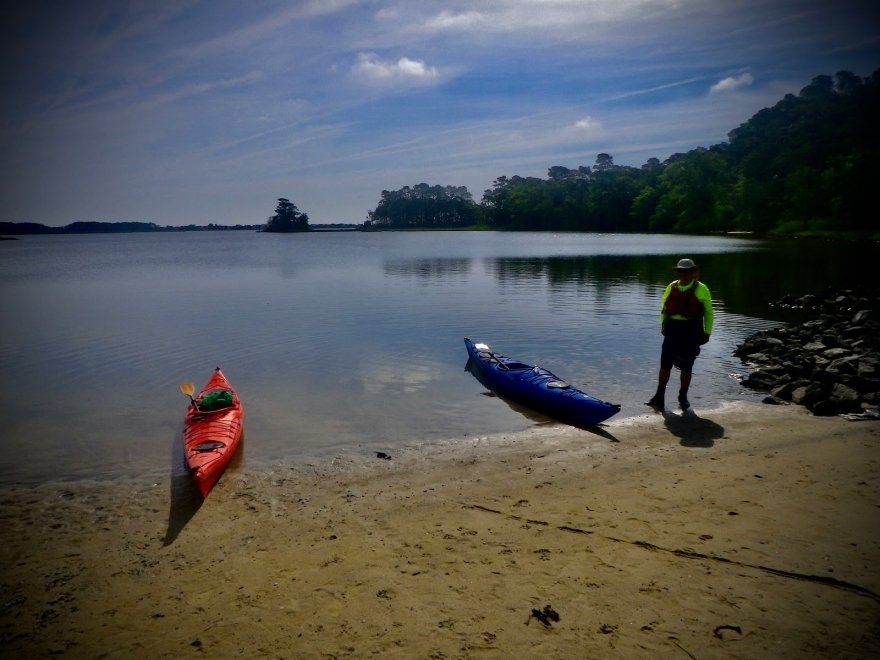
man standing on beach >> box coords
[646,258,713,411]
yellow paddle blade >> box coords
[179,382,195,397]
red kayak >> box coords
[183,368,243,497]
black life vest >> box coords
[664,282,704,319]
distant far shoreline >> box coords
[0,221,362,235]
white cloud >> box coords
[710,72,754,93]
[413,0,683,37]
[173,1,362,61]
[152,71,264,105]
[423,10,488,31]
[602,76,706,102]
[352,52,441,85]
[396,57,434,77]
[572,116,600,131]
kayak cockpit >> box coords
[477,351,532,371]
[191,441,226,452]
[546,380,570,389]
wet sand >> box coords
[1,403,879,658]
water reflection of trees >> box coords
[381,241,879,321]
[486,245,879,320]
[383,258,472,279]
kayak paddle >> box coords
[179,381,197,407]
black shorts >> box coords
[660,320,703,372]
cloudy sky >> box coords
[1,1,878,226]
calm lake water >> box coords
[1,231,876,483]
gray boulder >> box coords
[738,287,880,417]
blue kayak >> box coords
[464,337,621,426]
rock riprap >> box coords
[734,288,880,416]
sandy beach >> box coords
[1,402,878,658]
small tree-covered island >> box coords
[262,198,310,233]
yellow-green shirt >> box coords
[660,280,714,334]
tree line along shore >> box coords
[368,70,878,237]
[3,69,878,238]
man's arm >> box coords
[659,282,673,333]
[699,283,713,340]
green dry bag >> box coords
[198,390,233,411]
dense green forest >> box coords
[368,185,476,229]
[369,69,879,236]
